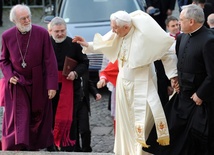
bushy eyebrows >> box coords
[19,15,31,21]
[53,29,66,32]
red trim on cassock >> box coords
[53,71,75,147]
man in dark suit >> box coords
[145,0,176,30]
[144,4,214,155]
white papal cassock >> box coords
[82,10,177,155]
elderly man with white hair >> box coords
[0,4,58,151]
[73,10,178,155]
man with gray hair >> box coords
[0,4,58,151]
[73,10,178,155]
[49,17,89,151]
[144,4,214,155]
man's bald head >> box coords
[207,13,214,28]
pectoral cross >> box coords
[21,60,27,68]
[120,38,127,67]
[120,55,126,67]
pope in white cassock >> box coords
[73,10,178,155]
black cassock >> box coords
[143,26,214,155]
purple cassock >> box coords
[0,24,58,150]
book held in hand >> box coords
[62,56,77,76]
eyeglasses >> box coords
[19,15,31,22]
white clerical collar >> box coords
[188,25,202,36]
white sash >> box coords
[120,65,169,147]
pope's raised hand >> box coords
[72,36,89,47]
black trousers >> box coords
[75,101,92,152]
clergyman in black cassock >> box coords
[143,4,214,155]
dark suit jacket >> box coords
[178,0,192,11]
[206,0,214,7]
[145,0,176,30]
[145,0,176,13]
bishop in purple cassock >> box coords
[0,4,58,151]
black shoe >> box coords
[20,147,29,151]
[82,146,92,152]
[74,146,82,152]
[60,146,74,152]
[46,144,57,152]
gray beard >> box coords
[53,36,66,43]
[17,23,32,33]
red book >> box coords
[62,56,77,76]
